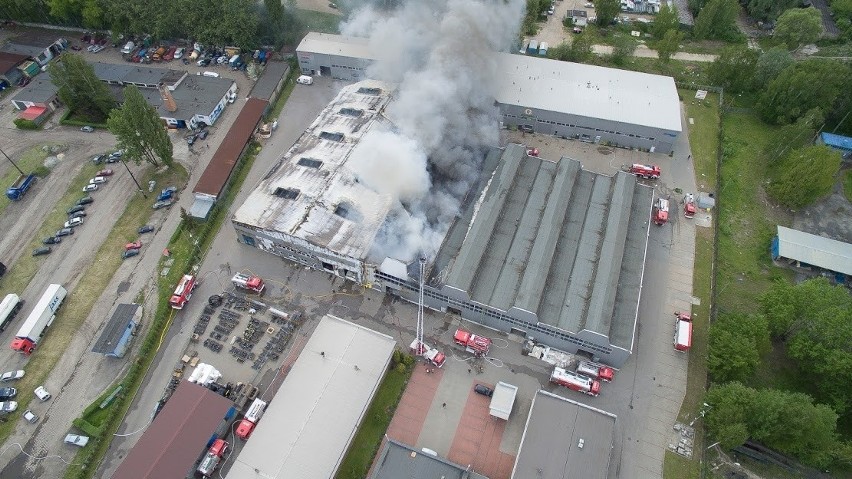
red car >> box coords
[96,169,113,176]
[163,46,177,61]
[124,241,142,251]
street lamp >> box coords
[120,157,147,198]
[0,146,25,176]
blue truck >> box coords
[6,173,36,201]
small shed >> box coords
[489,381,518,420]
[92,304,142,358]
[818,132,852,158]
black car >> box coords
[67,205,85,215]
[0,387,16,401]
[474,384,494,397]
[55,228,74,237]
[122,249,140,259]
[91,154,105,164]
[43,236,61,245]
[32,247,51,256]
[68,211,87,219]
[138,225,155,234]
[76,196,94,206]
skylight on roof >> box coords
[319,131,345,142]
[273,187,300,200]
[297,158,323,169]
[356,87,382,95]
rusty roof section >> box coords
[112,381,233,479]
[193,97,268,197]
[0,51,30,73]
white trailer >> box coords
[10,284,66,355]
[0,293,23,332]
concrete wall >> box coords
[499,103,678,154]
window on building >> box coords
[273,187,300,200]
[319,131,344,142]
[297,158,323,168]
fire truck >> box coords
[576,361,615,382]
[453,328,492,356]
[550,367,600,397]
[197,439,228,477]
[652,198,669,225]
[684,193,696,219]
[169,274,197,310]
[231,272,265,294]
[236,398,268,439]
[674,311,692,352]
[626,163,661,179]
[409,339,446,368]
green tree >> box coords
[708,313,770,382]
[756,59,849,125]
[774,7,823,50]
[264,0,283,26]
[767,145,840,207]
[609,35,637,65]
[655,29,682,63]
[704,382,756,448]
[549,34,593,63]
[753,47,794,89]
[48,53,115,121]
[48,0,83,24]
[833,0,852,19]
[707,46,758,93]
[746,0,797,21]
[763,108,823,161]
[694,0,739,40]
[651,3,679,39]
[595,0,621,27]
[107,85,173,167]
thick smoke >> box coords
[343,0,524,263]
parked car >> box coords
[80,126,94,133]
[68,211,87,219]
[22,410,38,424]
[55,228,74,237]
[164,46,177,61]
[64,434,89,447]
[153,199,174,209]
[0,401,18,413]
[519,124,534,133]
[83,184,99,192]
[296,75,313,85]
[0,388,17,400]
[64,217,84,228]
[174,47,185,59]
[43,236,61,245]
[197,58,211,67]
[0,371,24,382]
[67,205,85,215]
[96,169,113,176]
[122,249,140,260]
[91,154,105,164]
[474,384,494,397]
[32,246,51,257]
[573,26,583,33]
[89,176,107,184]
[76,196,94,205]
[125,240,142,250]
[34,386,51,401]
[138,225,155,234]
[584,2,593,6]
[91,45,105,53]
[157,186,177,201]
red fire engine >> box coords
[627,163,661,179]
[169,274,197,309]
[453,328,492,356]
[653,198,669,225]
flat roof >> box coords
[369,438,490,479]
[821,132,852,151]
[113,381,234,479]
[511,390,616,479]
[193,97,268,198]
[11,77,59,103]
[249,60,291,101]
[89,62,182,86]
[776,225,852,276]
[490,382,518,419]
[92,303,140,354]
[232,80,396,260]
[226,315,397,479]
[296,32,375,61]
[441,144,652,349]
[493,52,682,132]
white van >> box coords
[296,75,313,85]
[202,71,220,78]
[121,41,135,54]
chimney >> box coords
[158,82,177,112]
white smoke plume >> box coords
[343,0,525,263]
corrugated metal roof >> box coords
[776,226,852,276]
[511,390,616,479]
[493,52,682,132]
[226,315,396,479]
[820,132,852,151]
[192,97,267,198]
[112,381,233,479]
[369,439,490,479]
[231,80,395,260]
[92,303,140,355]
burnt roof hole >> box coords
[334,201,362,222]
[273,187,299,200]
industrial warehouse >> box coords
[232,81,653,367]
[295,32,682,153]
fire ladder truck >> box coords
[411,257,446,368]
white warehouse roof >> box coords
[493,52,682,132]
[775,225,852,276]
[297,32,375,60]
[226,315,397,479]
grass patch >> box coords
[0,162,187,447]
[64,143,262,479]
[682,90,720,188]
[0,144,57,216]
[716,113,792,314]
[295,8,341,34]
[844,169,852,202]
[335,362,413,479]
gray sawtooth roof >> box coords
[444,144,652,349]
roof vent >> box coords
[273,187,299,200]
[319,131,344,142]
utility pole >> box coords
[121,158,147,198]
[0,146,25,176]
